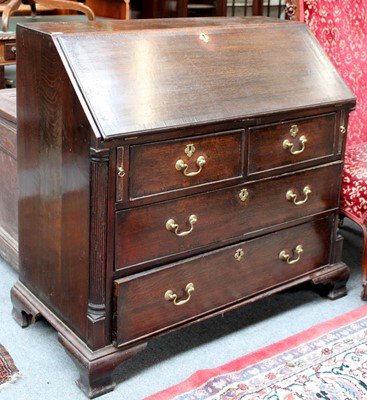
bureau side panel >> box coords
[16,26,91,339]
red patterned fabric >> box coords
[340,143,367,224]
[302,0,367,147]
[301,1,367,222]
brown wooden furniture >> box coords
[0,0,95,31]
[140,0,300,19]
[11,17,355,398]
[0,0,132,87]
[0,2,57,16]
[0,88,17,269]
[181,0,227,17]
[85,0,129,19]
[250,0,301,20]
[0,32,15,86]
[141,0,226,18]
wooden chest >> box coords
[11,17,356,398]
[0,88,17,269]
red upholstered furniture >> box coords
[301,0,367,298]
[340,143,367,299]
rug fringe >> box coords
[0,372,21,390]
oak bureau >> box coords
[11,17,356,397]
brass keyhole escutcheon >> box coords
[234,248,244,261]
[290,124,299,137]
[199,33,209,43]
[239,188,249,202]
[185,144,196,158]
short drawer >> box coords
[114,217,333,346]
[127,129,244,200]
[4,42,16,61]
[248,113,337,175]
[115,162,342,271]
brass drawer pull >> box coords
[279,244,303,264]
[283,135,307,155]
[166,214,197,237]
[164,283,195,306]
[175,155,206,177]
[286,185,311,205]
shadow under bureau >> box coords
[11,17,356,398]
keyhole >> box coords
[234,248,244,261]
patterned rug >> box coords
[147,305,367,399]
[0,344,19,389]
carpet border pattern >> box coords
[0,344,19,389]
[147,305,367,400]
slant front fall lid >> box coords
[51,19,354,140]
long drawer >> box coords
[114,217,333,346]
[115,162,342,271]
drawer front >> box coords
[127,129,243,200]
[248,113,337,175]
[4,42,16,61]
[115,162,342,271]
[114,218,333,346]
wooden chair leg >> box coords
[360,221,367,300]
[1,0,22,32]
[124,0,130,19]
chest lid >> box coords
[21,18,355,141]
